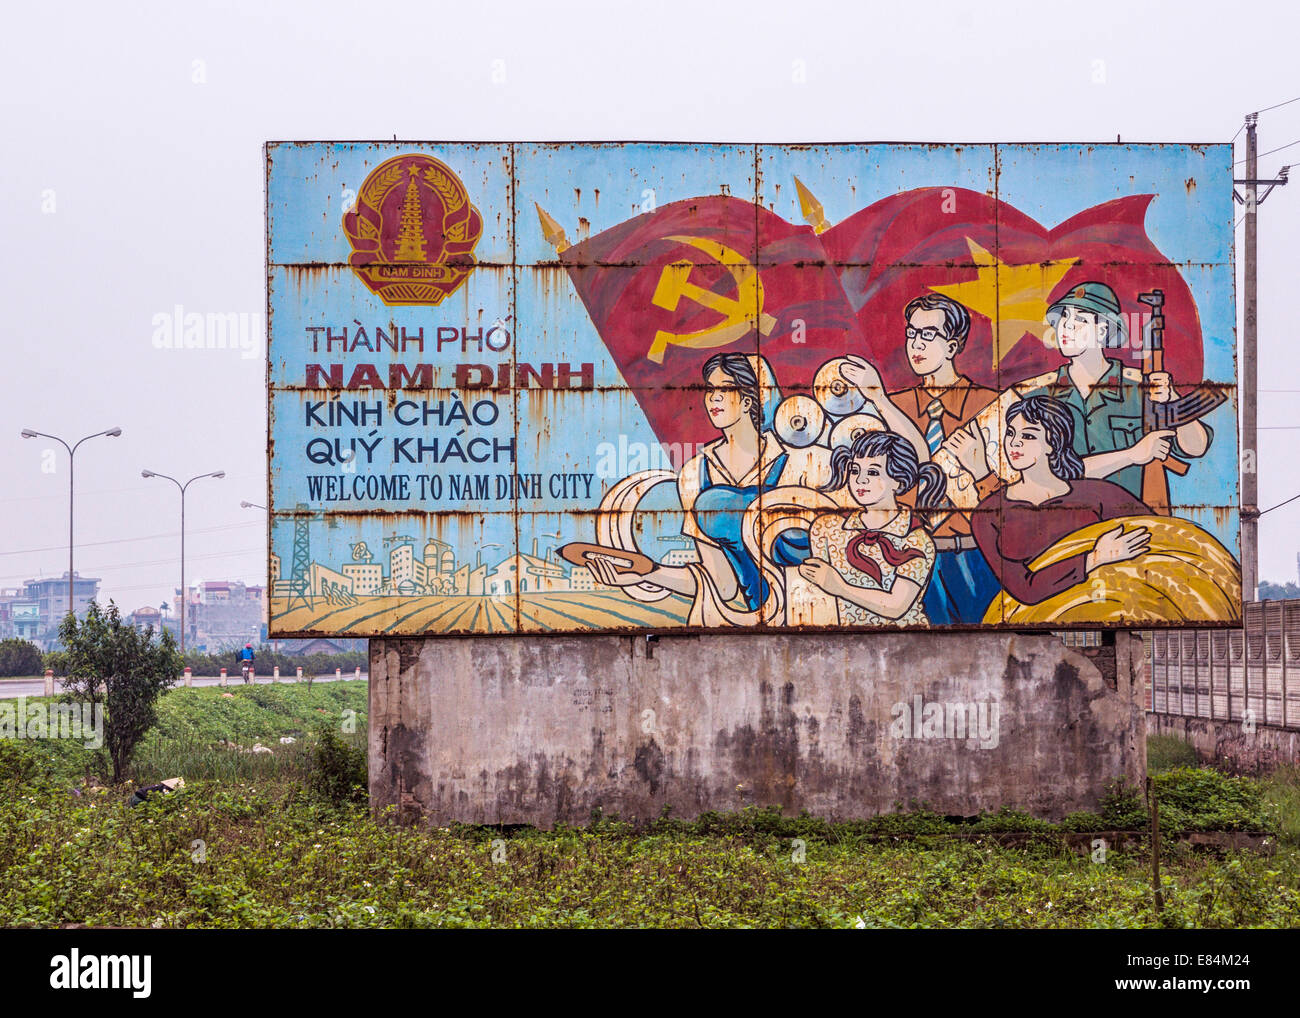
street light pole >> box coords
[20,427,122,620]
[143,469,225,658]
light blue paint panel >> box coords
[757,143,998,235]
[513,143,758,265]
[267,142,514,266]
[993,144,1233,266]
[267,141,1240,637]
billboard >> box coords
[266,142,1240,637]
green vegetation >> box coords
[1147,733,1200,771]
[0,696,1296,929]
[1,681,367,787]
[1261,765,1300,847]
[0,639,43,678]
[59,602,185,781]
[1258,580,1300,600]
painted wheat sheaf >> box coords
[986,516,1242,625]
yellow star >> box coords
[928,238,1078,370]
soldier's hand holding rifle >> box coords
[1129,428,1176,466]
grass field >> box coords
[1,683,1297,928]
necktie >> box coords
[924,398,945,455]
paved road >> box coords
[0,673,367,699]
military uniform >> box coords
[1010,358,1211,499]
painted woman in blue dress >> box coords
[588,351,815,626]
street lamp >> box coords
[143,469,224,657]
[20,426,123,620]
[240,501,266,510]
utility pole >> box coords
[1236,114,1290,601]
[1243,114,1259,602]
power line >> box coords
[0,483,156,505]
[1230,97,1300,142]
[1255,95,1300,115]
[1235,139,1300,164]
[0,520,262,558]
[79,547,265,573]
[91,580,267,597]
[1261,492,1300,515]
[0,546,266,584]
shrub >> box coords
[308,728,367,805]
[0,638,43,677]
[59,600,184,782]
[1147,734,1199,772]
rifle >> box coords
[1139,289,1226,513]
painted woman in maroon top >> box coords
[970,396,1152,606]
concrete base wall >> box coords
[1147,713,1300,774]
[369,631,1147,827]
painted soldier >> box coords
[973,282,1211,499]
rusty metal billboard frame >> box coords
[265,139,1241,640]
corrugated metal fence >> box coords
[1144,599,1300,730]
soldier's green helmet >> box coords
[1045,281,1128,348]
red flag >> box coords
[822,187,1204,390]
[560,196,867,447]
[559,187,1206,448]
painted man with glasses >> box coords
[841,293,1001,624]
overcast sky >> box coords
[2,0,1298,612]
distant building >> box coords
[200,580,234,603]
[174,579,264,652]
[342,562,383,595]
[486,552,568,595]
[389,544,427,593]
[451,563,487,596]
[568,568,603,592]
[423,539,457,580]
[0,589,42,641]
[273,636,366,655]
[309,562,355,601]
[14,572,101,646]
[295,638,349,656]
[127,605,163,633]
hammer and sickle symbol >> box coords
[646,235,778,364]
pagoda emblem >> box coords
[342,154,483,306]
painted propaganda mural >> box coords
[266,142,1240,637]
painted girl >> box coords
[797,431,945,626]
[969,395,1152,607]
